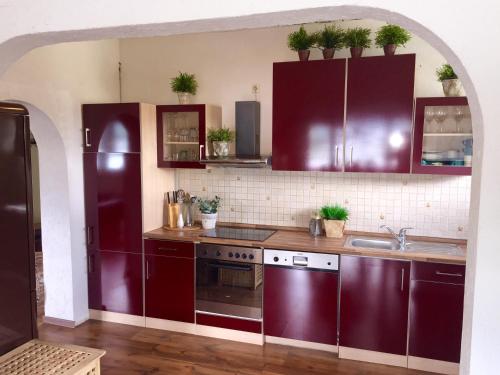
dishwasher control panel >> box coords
[264,249,339,271]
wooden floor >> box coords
[39,320,432,375]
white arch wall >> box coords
[0,2,499,374]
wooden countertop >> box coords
[144,225,466,265]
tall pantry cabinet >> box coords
[83,103,172,317]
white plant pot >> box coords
[177,92,192,104]
[213,141,230,157]
[441,79,464,97]
[201,213,218,229]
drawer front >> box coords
[411,261,465,284]
[196,313,262,334]
[144,239,194,258]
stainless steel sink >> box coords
[346,235,465,256]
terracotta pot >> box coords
[383,44,397,56]
[298,49,310,61]
[323,219,345,238]
[350,47,363,58]
[322,48,335,59]
[442,79,464,97]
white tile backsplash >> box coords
[177,169,471,239]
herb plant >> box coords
[375,24,411,47]
[320,204,349,221]
[287,26,316,51]
[314,25,345,50]
[207,128,235,142]
[197,196,222,214]
[343,27,371,48]
[436,64,458,81]
[170,72,198,94]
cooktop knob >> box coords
[273,256,279,262]
[235,253,240,258]
[249,254,254,260]
[242,253,247,259]
[228,252,234,258]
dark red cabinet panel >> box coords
[82,103,141,153]
[88,250,143,316]
[409,261,465,363]
[145,254,195,323]
[84,153,143,254]
[339,256,410,355]
[272,59,346,172]
[196,313,261,333]
[144,239,194,258]
[345,54,415,173]
[264,266,338,345]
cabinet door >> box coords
[409,262,465,363]
[83,153,143,254]
[145,254,195,323]
[272,59,346,171]
[345,54,415,173]
[82,103,141,153]
[339,256,410,355]
[264,266,338,345]
[90,251,143,315]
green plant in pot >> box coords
[197,196,221,229]
[207,128,235,157]
[170,72,198,104]
[375,24,411,56]
[436,63,463,97]
[314,25,345,59]
[343,27,371,58]
[320,204,349,238]
[287,26,316,61]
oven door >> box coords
[196,258,263,320]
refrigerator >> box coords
[0,102,37,356]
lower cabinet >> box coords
[87,250,143,316]
[144,240,195,323]
[339,255,410,355]
[409,261,465,364]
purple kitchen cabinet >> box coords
[82,103,141,153]
[264,265,338,345]
[272,59,346,172]
[145,252,195,323]
[345,54,415,173]
[409,261,465,363]
[339,255,410,355]
[88,250,143,316]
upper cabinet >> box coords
[82,103,141,153]
[412,97,472,176]
[272,59,346,171]
[156,104,221,169]
[345,54,415,173]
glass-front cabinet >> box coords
[412,97,472,175]
[156,104,221,168]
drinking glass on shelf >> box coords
[424,107,435,133]
[189,127,198,142]
[434,108,447,133]
[453,107,465,133]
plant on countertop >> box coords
[343,27,371,58]
[287,26,316,61]
[207,128,235,142]
[197,196,222,214]
[320,204,349,221]
[436,64,458,81]
[314,25,345,59]
[170,72,198,94]
[375,24,411,55]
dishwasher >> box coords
[263,249,339,346]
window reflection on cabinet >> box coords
[413,97,472,175]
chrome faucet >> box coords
[380,225,413,250]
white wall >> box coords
[0,40,120,323]
[120,20,449,155]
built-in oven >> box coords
[196,243,263,321]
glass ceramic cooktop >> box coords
[200,227,276,242]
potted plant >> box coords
[170,72,198,104]
[343,27,371,58]
[320,204,349,238]
[314,25,345,59]
[207,128,235,157]
[436,64,463,97]
[287,26,316,61]
[375,24,411,56]
[197,196,221,229]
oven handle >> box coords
[208,263,252,272]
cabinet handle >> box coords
[84,128,91,147]
[401,268,405,291]
[88,254,94,273]
[350,146,354,167]
[436,271,463,277]
[158,247,177,252]
[199,144,205,160]
[86,226,93,245]
[335,146,339,166]
[146,260,150,280]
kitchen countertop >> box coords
[144,224,467,265]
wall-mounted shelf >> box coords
[423,133,472,137]
[165,141,199,145]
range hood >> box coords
[200,101,271,168]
